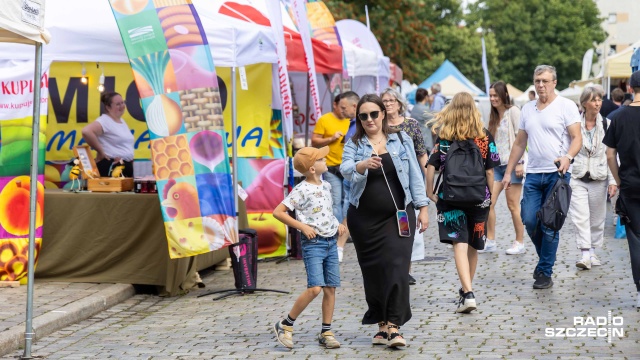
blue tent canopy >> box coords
[407,60,485,104]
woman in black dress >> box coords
[341,94,430,348]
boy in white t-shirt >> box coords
[272,146,346,349]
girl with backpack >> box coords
[426,92,500,313]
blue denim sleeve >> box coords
[340,139,367,184]
[401,131,430,208]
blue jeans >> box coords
[521,172,571,277]
[301,234,340,288]
[324,171,344,223]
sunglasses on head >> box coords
[358,111,381,121]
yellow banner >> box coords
[46,62,273,161]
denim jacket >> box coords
[340,131,430,209]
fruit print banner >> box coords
[0,60,49,282]
[109,0,236,259]
[44,62,273,163]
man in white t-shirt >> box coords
[502,65,582,289]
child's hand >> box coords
[338,223,347,236]
[301,224,317,239]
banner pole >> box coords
[304,75,310,146]
[22,41,43,360]
[232,66,239,223]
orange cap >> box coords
[293,146,330,173]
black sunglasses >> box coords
[358,111,381,122]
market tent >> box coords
[558,86,582,104]
[605,41,640,79]
[506,84,523,99]
[0,0,50,44]
[0,0,51,356]
[390,62,403,86]
[219,0,342,73]
[0,0,278,67]
[336,19,390,94]
[407,60,485,104]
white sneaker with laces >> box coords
[477,240,497,253]
[337,247,343,263]
[590,255,601,266]
[576,258,591,270]
[505,241,526,255]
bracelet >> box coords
[517,160,524,165]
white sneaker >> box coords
[505,241,526,255]
[576,258,591,270]
[477,240,497,253]
[337,247,343,263]
[590,255,601,266]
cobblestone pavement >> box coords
[3,197,639,359]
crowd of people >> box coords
[271,66,640,350]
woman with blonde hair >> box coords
[426,92,500,313]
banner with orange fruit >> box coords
[0,60,49,282]
[109,0,237,259]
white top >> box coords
[281,180,339,238]
[95,114,135,161]
[520,97,581,173]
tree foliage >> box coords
[466,0,606,89]
[325,0,498,89]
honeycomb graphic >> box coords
[180,87,224,132]
[151,135,194,180]
[0,239,41,282]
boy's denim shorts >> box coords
[301,234,340,288]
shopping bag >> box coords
[615,217,627,239]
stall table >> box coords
[37,190,227,296]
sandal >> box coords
[387,324,406,348]
[372,322,388,345]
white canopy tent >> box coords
[0,0,50,357]
[336,19,389,95]
[0,0,279,67]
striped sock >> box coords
[321,323,331,334]
[282,315,295,327]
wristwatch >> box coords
[564,154,575,164]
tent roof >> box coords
[416,60,485,97]
[0,0,277,66]
[506,84,523,98]
[605,41,640,79]
[0,0,50,44]
[336,19,389,79]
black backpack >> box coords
[536,176,572,231]
[434,139,487,205]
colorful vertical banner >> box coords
[108,0,236,259]
[265,0,294,142]
[306,0,347,81]
[290,0,322,121]
[0,60,50,282]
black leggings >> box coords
[96,158,134,178]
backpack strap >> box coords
[397,131,404,144]
[602,117,608,133]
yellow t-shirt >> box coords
[313,112,350,166]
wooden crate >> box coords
[87,177,134,192]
